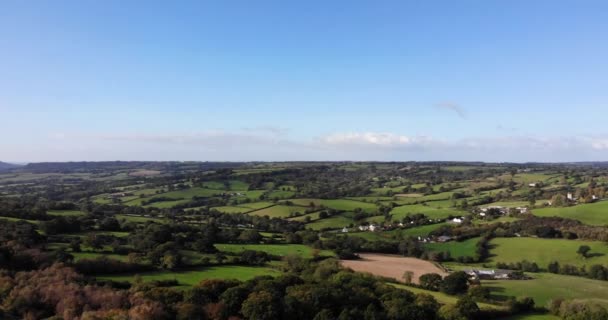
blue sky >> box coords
[2,0,608,162]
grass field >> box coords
[97,265,280,287]
[349,223,449,242]
[238,201,275,210]
[215,244,335,258]
[72,252,129,262]
[306,214,353,230]
[115,214,168,224]
[390,204,466,221]
[249,205,308,218]
[532,201,608,226]
[390,283,499,310]
[48,210,86,217]
[483,272,608,307]
[490,237,608,268]
[287,198,378,213]
[425,237,480,258]
[211,206,253,214]
[266,190,295,199]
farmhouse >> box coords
[464,269,514,280]
[342,227,349,233]
[358,224,379,232]
[451,217,463,224]
[436,235,452,242]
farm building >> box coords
[463,269,514,280]
[436,235,452,242]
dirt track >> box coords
[341,253,447,284]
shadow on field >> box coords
[484,285,509,301]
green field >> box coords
[532,201,608,226]
[390,283,499,310]
[390,204,466,221]
[249,205,309,218]
[287,198,378,213]
[425,237,480,258]
[215,244,335,258]
[490,237,608,268]
[115,214,168,224]
[348,223,449,242]
[238,201,275,210]
[483,272,608,307]
[72,252,130,262]
[48,210,86,217]
[211,206,253,214]
[306,213,354,230]
[97,265,280,287]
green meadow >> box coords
[249,205,309,218]
[389,204,466,221]
[490,237,608,268]
[483,272,608,307]
[215,244,335,258]
[211,206,253,214]
[287,198,378,213]
[532,201,608,226]
[306,214,354,230]
[98,265,280,287]
[425,237,480,258]
[48,210,86,217]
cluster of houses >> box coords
[478,205,528,217]
[220,192,245,197]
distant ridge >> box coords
[0,162,22,171]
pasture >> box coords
[483,272,608,307]
[215,244,335,258]
[489,237,608,268]
[249,205,308,218]
[211,206,252,214]
[286,198,378,213]
[425,237,480,258]
[390,284,499,310]
[306,214,353,230]
[532,201,608,226]
[97,265,280,287]
[389,204,465,221]
[48,210,86,217]
[349,223,449,242]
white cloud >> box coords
[318,132,437,149]
[35,129,608,162]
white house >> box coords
[369,224,378,232]
[529,183,537,187]
[567,192,574,201]
[451,217,463,223]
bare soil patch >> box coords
[341,253,447,284]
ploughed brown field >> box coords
[341,253,447,284]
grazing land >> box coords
[3,161,608,319]
[532,201,608,226]
[489,237,608,268]
[98,265,281,287]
